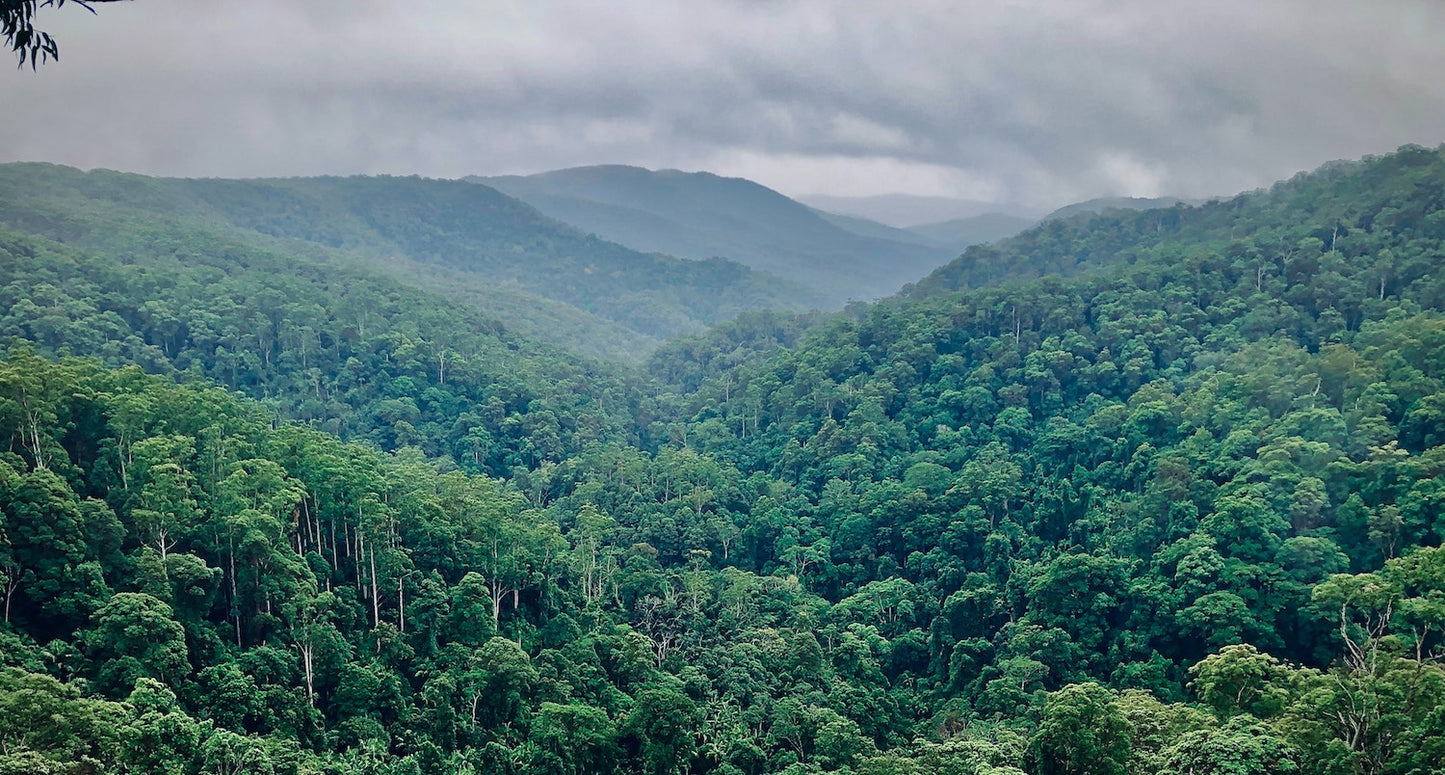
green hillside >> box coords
[0,224,657,476]
[0,164,815,356]
[808,209,937,246]
[478,166,954,303]
[3,146,1445,775]
[910,146,1445,300]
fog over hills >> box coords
[477,166,971,304]
[794,192,1034,227]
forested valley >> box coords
[2,145,1445,775]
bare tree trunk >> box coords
[26,413,47,470]
[369,540,380,628]
[299,641,315,707]
[229,532,241,646]
[490,582,505,626]
[2,573,17,623]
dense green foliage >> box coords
[0,226,651,475]
[3,145,1445,775]
[1038,197,1193,224]
[911,145,1445,301]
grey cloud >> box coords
[1,0,1442,209]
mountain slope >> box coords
[0,164,814,355]
[909,145,1445,299]
[0,221,655,474]
[645,145,1445,688]
[476,165,955,303]
[809,208,935,245]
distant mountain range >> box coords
[473,167,1207,307]
[1,161,1198,361]
[0,164,820,360]
[474,166,1014,305]
[901,212,1040,251]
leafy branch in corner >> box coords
[2,0,127,69]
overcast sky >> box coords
[1,0,1443,209]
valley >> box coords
[3,144,1444,775]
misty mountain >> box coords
[0,164,818,359]
[909,145,1443,299]
[475,165,957,304]
[814,208,1035,255]
[808,208,936,245]
[903,212,1037,252]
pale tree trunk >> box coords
[2,569,18,624]
[490,580,507,626]
[298,640,316,707]
[156,527,175,565]
[26,412,47,470]
[229,532,241,645]
[369,541,380,628]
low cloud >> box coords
[2,0,1442,208]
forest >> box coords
[1,145,1444,775]
[0,163,814,361]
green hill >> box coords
[0,164,815,357]
[0,222,658,475]
[909,146,1445,300]
[477,165,955,303]
[641,145,1445,767]
[796,192,1012,226]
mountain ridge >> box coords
[474,165,963,304]
[0,163,818,358]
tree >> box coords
[1160,718,1299,775]
[1296,549,1445,774]
[625,683,700,775]
[0,348,77,470]
[83,591,189,691]
[1189,644,1289,719]
[0,460,99,623]
[200,729,277,775]
[284,589,345,707]
[532,702,617,775]
[0,668,120,774]
[131,443,201,565]
[2,0,128,69]
[117,679,203,775]
[1025,683,1130,775]
[458,636,538,728]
